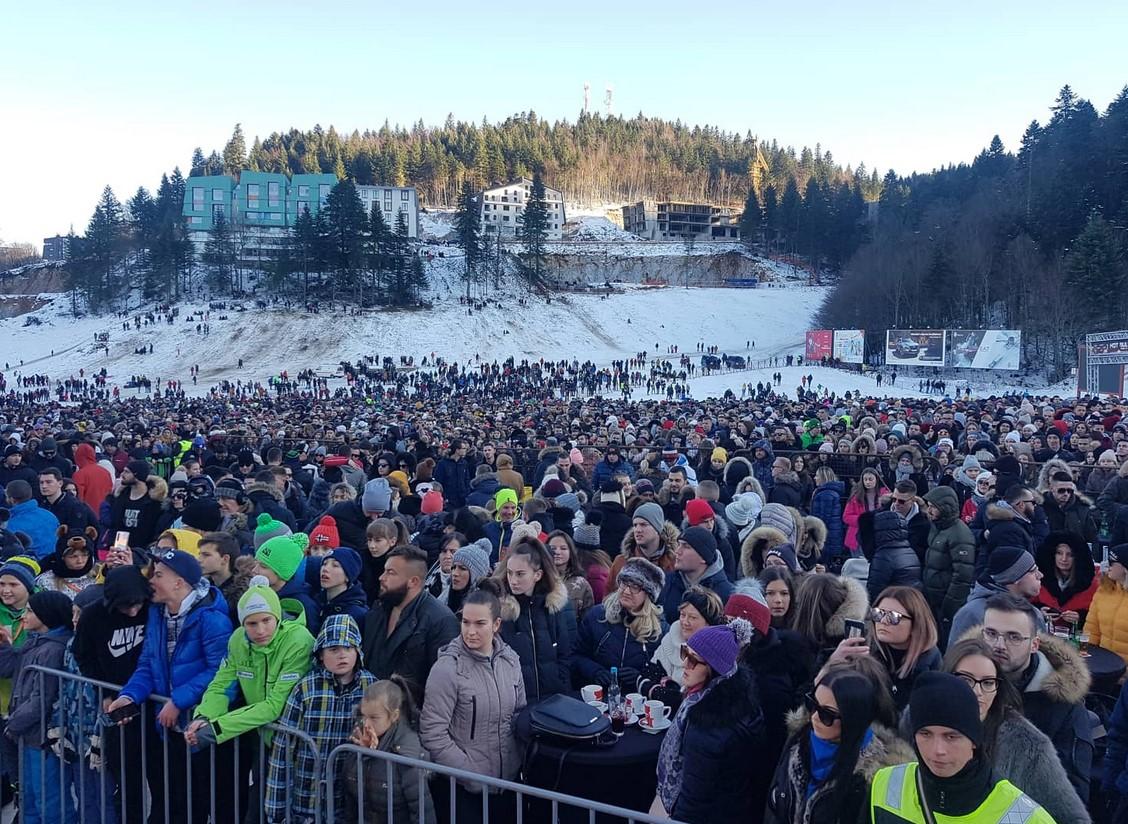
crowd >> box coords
[1,381,1128,823]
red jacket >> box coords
[72,443,113,513]
[1032,566,1101,630]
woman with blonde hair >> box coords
[1083,543,1128,663]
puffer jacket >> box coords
[342,719,437,824]
[751,440,775,494]
[810,481,846,561]
[194,616,315,743]
[497,582,575,701]
[573,596,667,684]
[921,486,976,622]
[1084,578,1128,663]
[865,510,923,603]
[246,481,298,531]
[119,585,233,733]
[465,473,502,509]
[659,554,733,624]
[979,500,1050,577]
[420,635,526,790]
[0,626,72,747]
[608,521,678,590]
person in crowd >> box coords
[979,484,1047,576]
[1032,531,1099,633]
[264,614,376,823]
[608,501,677,590]
[547,530,595,617]
[361,545,459,696]
[198,530,247,622]
[961,470,994,524]
[487,536,574,700]
[842,468,889,556]
[572,519,613,603]
[1043,470,1098,544]
[33,526,99,598]
[982,593,1093,802]
[483,487,523,562]
[683,496,737,579]
[810,467,846,566]
[659,525,733,623]
[253,532,319,632]
[864,509,922,603]
[106,549,233,824]
[72,442,112,514]
[765,663,910,824]
[575,556,667,693]
[421,589,526,824]
[38,466,98,534]
[921,485,976,633]
[0,590,75,824]
[316,546,368,629]
[6,479,60,559]
[653,620,765,823]
[594,480,632,561]
[1083,543,1128,662]
[425,531,464,603]
[758,566,796,628]
[870,671,1057,823]
[106,460,164,550]
[949,546,1047,643]
[789,572,869,675]
[343,676,437,824]
[445,541,491,616]
[649,585,725,687]
[883,444,931,499]
[361,517,410,601]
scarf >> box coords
[164,580,209,660]
[656,673,724,811]
[807,727,874,799]
[895,462,914,482]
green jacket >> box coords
[0,600,30,714]
[195,618,315,743]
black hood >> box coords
[103,566,151,610]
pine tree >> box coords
[190,148,206,177]
[1065,212,1127,330]
[452,179,483,300]
[517,172,550,287]
[80,186,127,308]
[409,253,428,303]
[368,204,391,297]
[779,177,802,253]
[388,210,412,305]
[322,181,367,300]
[202,211,235,293]
[223,124,247,177]
[739,186,763,247]
[291,205,318,303]
[762,185,779,251]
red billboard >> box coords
[806,330,833,362]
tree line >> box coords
[816,85,1128,379]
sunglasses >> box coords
[679,644,706,669]
[803,693,841,726]
[871,607,911,626]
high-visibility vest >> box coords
[869,762,1057,824]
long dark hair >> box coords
[757,566,796,628]
[546,530,585,580]
[806,668,879,811]
[941,638,1022,759]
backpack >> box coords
[529,694,611,744]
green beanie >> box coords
[254,513,292,550]
[237,575,283,624]
[255,533,308,582]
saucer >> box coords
[640,717,672,733]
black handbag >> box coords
[529,694,611,743]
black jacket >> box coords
[1042,490,1098,544]
[317,499,369,553]
[0,463,39,490]
[767,472,805,512]
[43,492,99,536]
[740,629,811,767]
[498,585,576,701]
[866,510,923,603]
[595,501,631,558]
[361,591,459,700]
[246,482,298,531]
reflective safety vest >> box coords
[869,762,1057,824]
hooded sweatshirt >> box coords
[72,567,150,689]
[73,443,113,513]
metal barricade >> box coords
[325,742,681,824]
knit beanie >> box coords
[555,492,580,513]
[635,479,656,495]
[987,547,1036,585]
[125,460,151,483]
[156,549,202,588]
[724,582,772,637]
[764,543,801,573]
[684,498,715,527]
[570,447,585,467]
[680,526,718,566]
[909,671,983,746]
[421,490,444,515]
[724,492,763,528]
[633,502,665,534]
[0,556,40,593]
[452,543,492,586]
[255,533,308,582]
[237,576,283,624]
[326,547,363,585]
[599,481,625,506]
[362,478,392,514]
[254,513,292,550]
[572,522,601,550]
[617,557,665,603]
[28,591,74,631]
[541,478,568,498]
[308,515,341,551]
[758,503,797,541]
[215,478,244,501]
[711,447,728,463]
[182,498,222,533]
[494,487,519,515]
[686,621,752,678]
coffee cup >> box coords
[643,700,671,727]
[625,692,645,715]
[580,684,604,703]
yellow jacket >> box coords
[869,762,1056,823]
[1083,577,1128,663]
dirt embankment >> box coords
[0,266,69,296]
[544,250,777,286]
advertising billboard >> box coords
[833,330,865,364]
[945,330,1021,370]
[805,330,833,362]
[885,330,945,366]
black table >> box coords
[515,705,666,822]
[1086,645,1126,691]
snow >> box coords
[565,216,641,242]
[418,209,455,242]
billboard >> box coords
[1079,331,1128,396]
[833,330,865,364]
[945,330,1021,369]
[806,330,833,362]
[885,330,945,366]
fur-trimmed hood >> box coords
[537,445,564,461]
[115,475,167,503]
[1037,458,1073,493]
[986,501,1030,525]
[890,444,924,471]
[498,581,570,620]
[740,525,788,577]
[620,519,679,562]
[784,712,914,782]
[957,624,1090,704]
[852,433,876,453]
[244,481,284,502]
[825,574,870,639]
[800,515,827,565]
[723,456,755,487]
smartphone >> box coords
[844,619,866,640]
[113,531,130,550]
[106,703,141,724]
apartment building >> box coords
[622,200,741,241]
[480,178,566,240]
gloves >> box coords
[615,667,641,690]
[47,727,78,763]
[87,734,103,771]
[594,670,615,690]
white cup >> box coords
[643,700,671,727]
[625,692,645,715]
[580,684,604,703]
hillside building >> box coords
[42,235,69,262]
[622,200,741,241]
[480,179,566,240]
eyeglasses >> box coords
[982,627,1032,647]
[803,693,841,726]
[1053,488,1075,496]
[954,672,999,693]
[891,496,914,506]
[619,580,643,595]
[679,644,706,669]
[871,607,912,626]
[377,462,389,469]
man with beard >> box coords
[361,545,458,696]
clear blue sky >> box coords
[2,0,1126,249]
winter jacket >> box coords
[7,498,60,559]
[951,579,1049,645]
[106,485,164,549]
[246,482,298,531]
[315,582,368,633]
[341,719,437,824]
[482,519,519,563]
[764,714,913,824]
[607,521,678,590]
[1104,678,1128,799]
[420,636,526,791]
[434,457,472,508]
[0,626,72,748]
[0,461,38,490]
[43,492,98,539]
[1042,489,1098,544]
[874,642,941,711]
[921,486,976,622]
[0,600,28,712]
[659,555,733,624]
[119,586,233,733]
[658,485,695,525]
[72,584,148,690]
[1083,577,1128,664]
[72,443,112,514]
[194,617,315,743]
[767,471,805,512]
[591,457,634,491]
[865,510,923,603]
[679,509,738,581]
[595,500,632,559]
[979,501,1050,578]
[276,568,320,634]
[842,491,888,552]
[1086,466,1118,497]
[721,456,755,503]
[573,598,667,685]
[263,616,377,821]
[751,441,775,494]
[1032,531,1099,629]
[651,620,687,684]
[740,629,812,766]
[465,474,502,509]
[498,584,575,700]
[810,481,846,562]
[662,666,767,824]
[361,590,459,693]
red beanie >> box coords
[421,490,444,515]
[685,498,715,527]
[309,515,340,550]
[724,592,771,637]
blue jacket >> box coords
[1105,677,1128,796]
[120,586,233,732]
[278,568,320,635]
[483,519,518,564]
[433,457,471,508]
[7,498,61,560]
[573,602,667,684]
[659,557,733,625]
[591,458,635,491]
[810,481,846,561]
[751,440,775,494]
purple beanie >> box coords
[686,622,750,677]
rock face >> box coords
[543,250,775,286]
